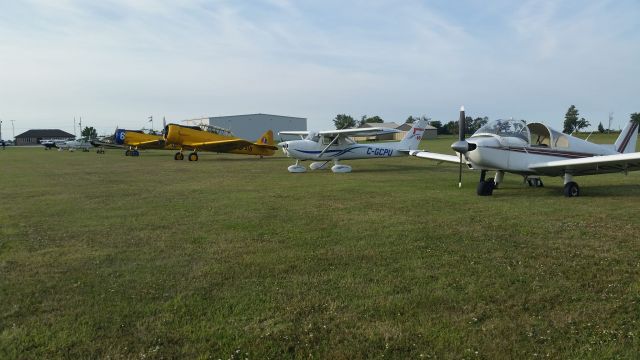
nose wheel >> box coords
[174,152,184,160]
[477,170,495,196]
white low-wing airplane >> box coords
[56,139,92,152]
[279,119,427,173]
[410,107,640,197]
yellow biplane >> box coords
[164,123,278,161]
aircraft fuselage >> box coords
[281,140,407,161]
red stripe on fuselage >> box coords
[486,146,593,159]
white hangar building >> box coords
[182,114,307,141]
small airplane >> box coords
[90,134,121,154]
[53,139,92,152]
[163,123,278,161]
[409,107,640,197]
[40,139,66,150]
[278,119,427,173]
[112,128,176,156]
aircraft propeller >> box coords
[451,106,476,187]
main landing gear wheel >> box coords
[527,178,544,187]
[125,150,131,156]
[287,160,306,173]
[174,152,184,161]
[188,153,198,161]
[563,182,580,197]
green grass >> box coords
[1,139,640,359]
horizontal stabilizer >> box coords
[409,150,461,163]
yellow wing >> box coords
[127,139,164,147]
[186,139,277,152]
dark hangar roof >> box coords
[15,129,75,138]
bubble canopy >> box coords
[473,119,529,142]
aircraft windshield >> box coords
[474,119,529,142]
[306,131,320,142]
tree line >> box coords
[332,113,490,135]
[333,106,640,135]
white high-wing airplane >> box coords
[279,119,427,173]
[410,107,640,197]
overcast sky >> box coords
[1,0,639,138]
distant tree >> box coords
[631,112,640,125]
[445,121,458,135]
[405,116,416,124]
[470,117,489,133]
[365,115,384,123]
[563,105,579,134]
[81,126,98,139]
[575,117,590,133]
[333,114,356,129]
[357,115,367,127]
[598,122,605,133]
[430,120,443,134]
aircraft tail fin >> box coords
[256,130,275,146]
[399,119,427,150]
[114,129,127,145]
[614,120,639,153]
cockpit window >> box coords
[306,131,320,142]
[474,119,529,142]
[322,136,334,145]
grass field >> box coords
[1,136,640,359]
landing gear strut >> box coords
[477,170,495,196]
[494,171,504,189]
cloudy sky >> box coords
[0,0,638,137]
